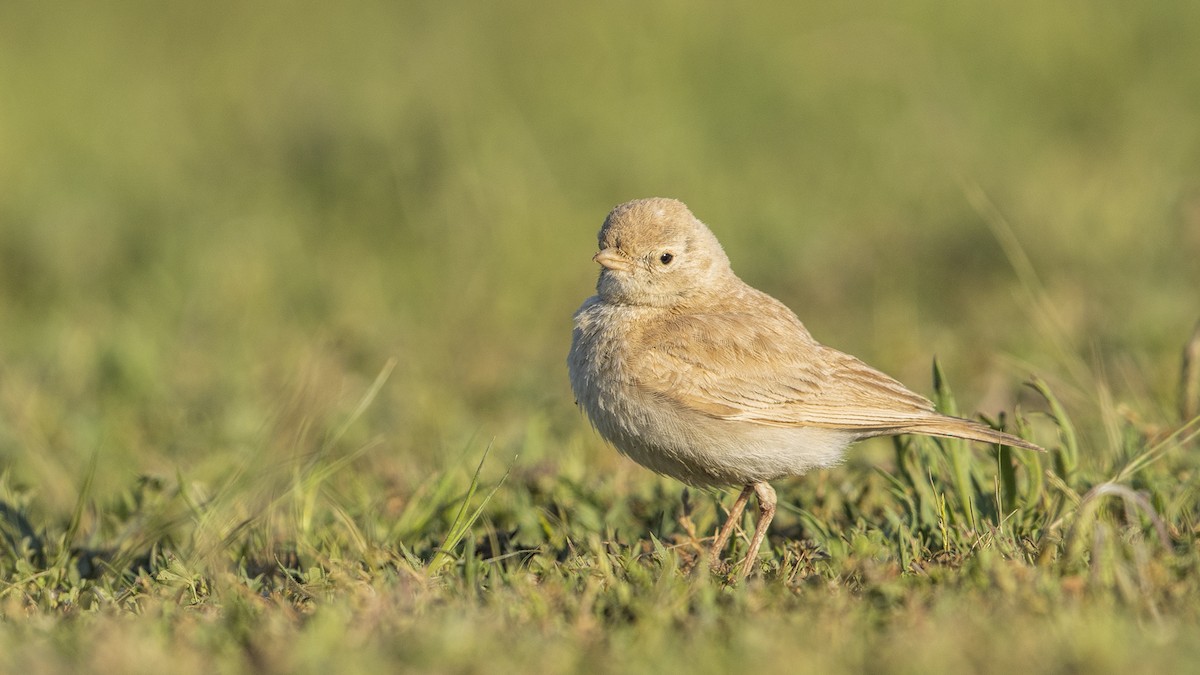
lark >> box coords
[568,197,1042,578]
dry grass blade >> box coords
[1112,414,1200,484]
[1066,483,1172,553]
[1181,319,1200,424]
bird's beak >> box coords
[593,249,633,272]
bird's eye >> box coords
[659,252,674,265]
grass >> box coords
[2,1,1200,672]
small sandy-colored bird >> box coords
[568,197,1042,578]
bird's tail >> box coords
[896,416,1044,452]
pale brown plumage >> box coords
[568,197,1042,579]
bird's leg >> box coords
[709,485,754,560]
[738,482,777,579]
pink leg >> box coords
[710,485,754,559]
[738,482,777,579]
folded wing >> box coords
[630,303,1041,451]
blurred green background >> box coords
[1,0,1198,510]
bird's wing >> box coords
[629,306,938,430]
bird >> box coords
[567,197,1043,579]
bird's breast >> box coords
[568,298,853,486]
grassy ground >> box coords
[2,1,1200,673]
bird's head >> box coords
[592,198,734,307]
